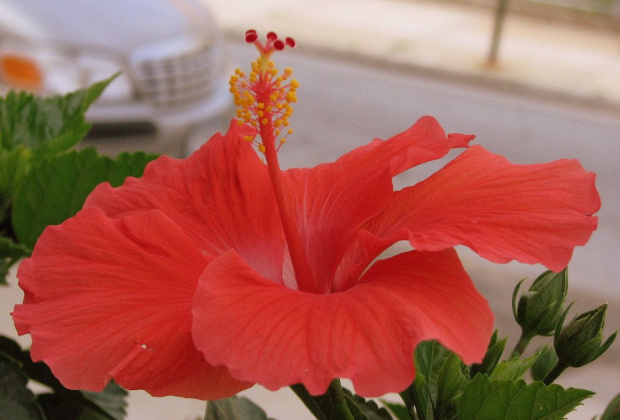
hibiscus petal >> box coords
[334,115,474,177]
[84,121,285,281]
[283,163,393,292]
[192,248,492,397]
[13,207,251,399]
[282,116,473,293]
[365,145,600,272]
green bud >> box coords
[512,269,568,337]
[554,303,617,368]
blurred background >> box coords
[0,0,618,418]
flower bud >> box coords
[512,269,568,337]
[554,304,617,368]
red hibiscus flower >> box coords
[12,31,599,400]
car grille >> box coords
[133,42,219,107]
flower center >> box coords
[230,30,318,293]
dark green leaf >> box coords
[530,345,558,382]
[342,394,371,420]
[342,389,391,420]
[457,375,593,419]
[490,352,539,381]
[380,401,411,420]
[0,236,32,284]
[0,336,63,392]
[290,384,327,420]
[37,392,116,420]
[0,336,122,420]
[81,382,127,420]
[0,354,45,420]
[0,147,32,223]
[469,330,507,378]
[205,396,273,420]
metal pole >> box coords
[487,0,511,66]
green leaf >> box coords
[411,375,433,420]
[435,353,467,418]
[0,336,124,420]
[380,401,411,420]
[107,151,158,187]
[0,353,46,420]
[0,76,115,157]
[469,330,507,378]
[0,236,32,284]
[342,389,392,420]
[37,392,116,420]
[81,382,128,420]
[457,375,593,419]
[12,148,111,248]
[12,148,157,248]
[599,392,620,420]
[342,395,372,420]
[204,396,274,420]
[415,341,452,380]
[0,147,32,223]
[402,340,458,420]
[490,352,539,381]
[290,384,327,420]
[530,345,558,382]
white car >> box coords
[0,0,234,156]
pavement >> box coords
[208,0,620,111]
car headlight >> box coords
[0,39,134,103]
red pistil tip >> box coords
[243,29,296,56]
[245,29,258,43]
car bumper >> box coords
[80,77,235,157]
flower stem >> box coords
[290,380,356,420]
[325,379,356,420]
[542,361,568,385]
[510,330,534,358]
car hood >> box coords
[0,0,216,52]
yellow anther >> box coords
[229,47,299,155]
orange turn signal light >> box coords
[0,54,43,90]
